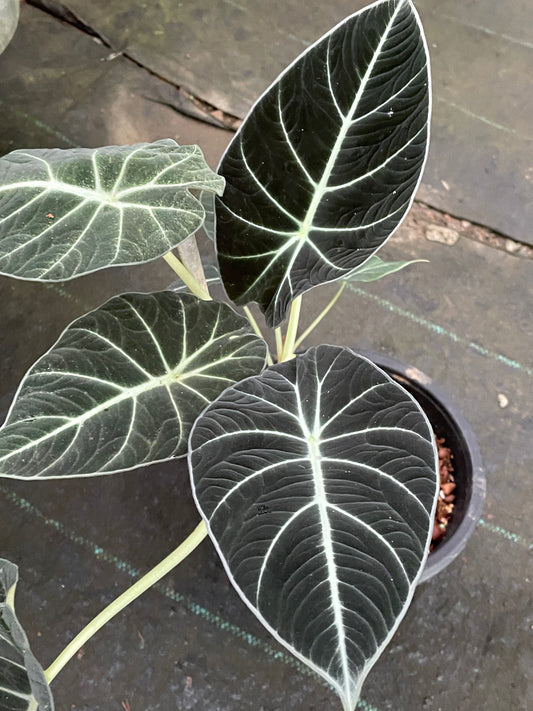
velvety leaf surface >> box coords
[0,559,54,711]
[0,292,266,478]
[216,0,430,327]
[190,346,438,711]
[0,140,225,281]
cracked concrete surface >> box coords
[6,0,533,242]
[0,4,232,160]
[26,0,242,130]
[21,0,533,244]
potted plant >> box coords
[0,1,481,709]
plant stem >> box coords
[280,295,302,361]
[275,328,284,362]
[243,306,274,366]
[293,281,346,350]
[163,251,211,300]
[44,520,208,684]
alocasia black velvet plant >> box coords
[0,1,438,709]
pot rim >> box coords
[353,349,486,583]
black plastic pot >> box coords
[354,350,486,583]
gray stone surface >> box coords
[53,0,533,244]
[416,0,533,245]
[0,3,531,711]
[0,4,230,162]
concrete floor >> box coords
[0,2,531,710]
[8,0,533,244]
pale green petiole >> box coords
[176,235,210,296]
[163,251,211,301]
[44,521,208,684]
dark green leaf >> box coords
[190,346,438,710]
[0,140,224,281]
[216,0,430,327]
[0,292,266,478]
[0,559,54,710]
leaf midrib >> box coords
[306,431,351,700]
[0,179,210,206]
[298,0,404,240]
[0,354,242,469]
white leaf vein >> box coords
[209,456,310,522]
[321,456,430,518]
[327,503,410,585]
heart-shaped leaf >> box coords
[190,346,438,711]
[216,0,430,327]
[345,255,427,283]
[0,292,266,479]
[0,140,225,281]
[0,558,54,710]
